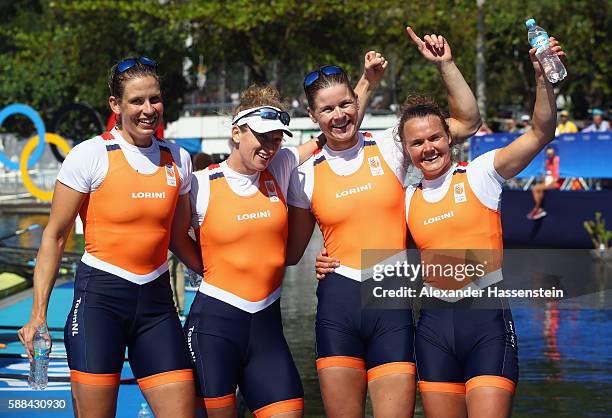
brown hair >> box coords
[232,84,286,117]
[107,57,161,100]
[396,93,450,144]
[303,68,357,110]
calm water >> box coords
[1,214,610,417]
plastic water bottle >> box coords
[526,18,567,83]
[28,325,51,390]
[137,403,152,418]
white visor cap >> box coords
[232,106,293,137]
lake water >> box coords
[1,214,610,417]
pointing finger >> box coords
[405,26,423,46]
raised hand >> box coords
[530,37,566,79]
[315,247,339,280]
[406,26,452,64]
[364,50,388,88]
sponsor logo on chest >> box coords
[131,191,166,199]
[165,164,177,187]
[453,182,467,203]
[368,156,385,176]
[335,182,373,199]
[423,210,455,226]
[237,209,271,221]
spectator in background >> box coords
[555,110,578,135]
[506,118,519,133]
[519,114,531,133]
[582,108,610,132]
[192,152,213,171]
[527,146,561,220]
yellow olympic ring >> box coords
[20,133,72,202]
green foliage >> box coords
[0,0,610,127]
[482,0,612,118]
[0,0,189,130]
[584,212,612,250]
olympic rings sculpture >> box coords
[0,104,47,170]
[0,103,103,202]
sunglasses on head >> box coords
[115,56,157,74]
[303,65,345,89]
[233,107,291,126]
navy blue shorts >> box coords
[315,272,416,381]
[416,297,518,394]
[185,293,304,417]
[64,262,193,389]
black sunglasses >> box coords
[303,65,345,89]
[116,56,157,74]
[233,107,290,126]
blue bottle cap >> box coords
[525,18,536,28]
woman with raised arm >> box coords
[184,55,383,418]
[397,40,561,418]
[18,57,200,418]
[287,26,481,418]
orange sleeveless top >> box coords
[311,135,406,270]
[407,164,502,289]
[79,131,180,276]
[197,165,288,302]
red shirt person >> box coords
[528,146,560,220]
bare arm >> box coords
[296,135,326,164]
[169,193,203,274]
[439,60,481,141]
[406,26,482,142]
[18,182,86,357]
[494,40,563,179]
[286,205,316,266]
[354,51,388,128]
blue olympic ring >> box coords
[0,104,47,170]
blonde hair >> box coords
[232,84,286,117]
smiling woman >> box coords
[398,94,453,179]
[184,84,325,418]
[287,26,483,418]
[18,56,200,418]
[400,39,563,418]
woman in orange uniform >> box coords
[288,27,481,418]
[185,54,382,418]
[399,41,562,418]
[186,85,310,418]
[19,57,201,418]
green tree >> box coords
[0,0,189,131]
[1,0,609,129]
